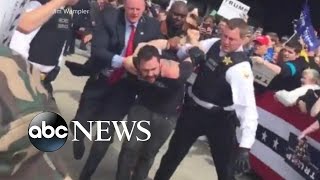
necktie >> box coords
[108,24,136,85]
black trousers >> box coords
[154,100,238,180]
[116,105,177,180]
[72,75,137,179]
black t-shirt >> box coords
[308,56,320,72]
[269,57,308,91]
[136,76,185,116]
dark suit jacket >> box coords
[90,7,162,72]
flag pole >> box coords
[285,31,298,45]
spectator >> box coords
[252,35,269,58]
[108,0,119,8]
[10,0,78,60]
[10,0,78,100]
[243,26,255,56]
[157,9,167,21]
[297,90,320,139]
[280,35,289,45]
[275,68,320,107]
[64,0,91,54]
[253,40,309,91]
[199,15,216,40]
[159,1,188,59]
[266,32,280,47]
[90,0,108,27]
[145,0,160,18]
[216,17,227,37]
[160,1,188,39]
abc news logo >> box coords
[28,112,151,152]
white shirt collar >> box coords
[125,18,139,29]
[219,45,244,57]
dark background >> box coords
[187,0,320,37]
[79,0,320,37]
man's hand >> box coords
[298,133,307,140]
[297,100,308,114]
[83,34,93,44]
[186,29,200,45]
[167,37,181,50]
[233,148,251,175]
[251,56,264,65]
[62,0,79,6]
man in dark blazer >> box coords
[66,0,162,179]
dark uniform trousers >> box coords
[116,105,177,180]
[72,74,137,179]
[154,97,238,180]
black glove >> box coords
[233,148,251,175]
[43,66,60,83]
[65,61,91,76]
[188,47,205,66]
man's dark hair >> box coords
[281,36,289,44]
[203,15,216,24]
[169,1,187,13]
[226,18,249,38]
[267,32,279,44]
[286,41,303,54]
[135,45,160,65]
[216,15,227,24]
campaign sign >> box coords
[285,133,320,180]
[217,0,250,20]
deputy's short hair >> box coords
[226,18,249,38]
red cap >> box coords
[254,36,269,46]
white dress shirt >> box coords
[179,37,259,149]
[111,19,139,68]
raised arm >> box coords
[133,39,168,57]
[123,56,193,81]
[18,0,77,33]
[160,57,192,80]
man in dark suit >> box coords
[66,0,162,179]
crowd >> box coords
[1,0,320,180]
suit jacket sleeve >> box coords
[90,11,115,69]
